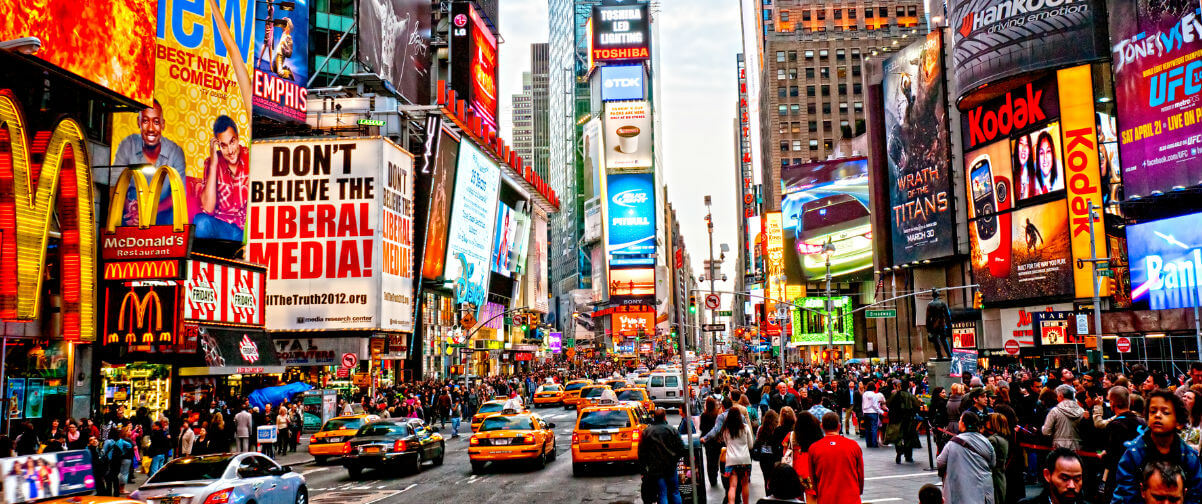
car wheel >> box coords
[314,456,328,465]
[433,443,445,466]
[410,452,422,474]
[572,462,584,476]
[548,441,557,462]
[471,460,485,474]
[347,466,362,480]
[295,487,308,504]
[535,450,547,469]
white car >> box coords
[132,453,307,504]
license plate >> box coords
[490,451,506,454]
[324,437,341,443]
[598,434,611,441]
[160,497,181,504]
[364,446,381,453]
[667,391,675,396]
[493,439,511,445]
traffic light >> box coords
[973,291,984,309]
[671,325,678,338]
[689,295,697,314]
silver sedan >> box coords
[131,453,306,504]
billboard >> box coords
[444,141,501,318]
[600,64,645,101]
[609,268,655,305]
[253,0,308,122]
[358,0,432,105]
[606,172,656,266]
[527,213,550,313]
[790,296,854,345]
[450,1,498,127]
[883,32,954,265]
[0,450,95,503]
[1127,212,1202,310]
[421,127,460,280]
[968,200,1074,301]
[1000,303,1072,350]
[1107,0,1202,197]
[613,310,655,337]
[183,259,266,326]
[604,101,653,169]
[950,0,1106,97]
[584,118,605,199]
[780,158,872,281]
[0,0,156,105]
[103,281,183,351]
[112,0,256,243]
[591,3,651,63]
[247,138,415,331]
[491,203,519,277]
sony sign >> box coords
[600,64,645,101]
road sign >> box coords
[1004,340,1020,356]
[717,310,733,317]
[702,324,725,332]
[705,294,721,310]
[1117,337,1132,353]
[865,309,897,318]
[1097,269,1114,277]
[1075,313,1089,335]
[1097,260,1110,269]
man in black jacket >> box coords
[639,408,687,504]
[1104,386,1145,497]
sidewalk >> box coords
[126,439,316,491]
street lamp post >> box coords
[704,196,718,390]
[823,239,836,379]
[775,274,787,374]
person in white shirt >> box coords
[861,382,888,448]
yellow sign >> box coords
[1058,65,1108,298]
[111,290,167,345]
[0,90,97,341]
[105,166,190,233]
[765,212,785,301]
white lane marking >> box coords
[301,467,329,476]
[864,499,903,503]
[864,472,939,481]
[399,484,416,493]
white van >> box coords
[647,372,684,408]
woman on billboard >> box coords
[1035,130,1063,196]
[1012,134,1037,199]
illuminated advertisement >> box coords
[1107,0,1202,197]
[737,54,757,276]
[527,213,550,313]
[1000,303,1071,349]
[253,0,308,122]
[0,450,95,503]
[765,212,785,303]
[247,138,415,331]
[613,310,655,336]
[605,172,656,266]
[103,281,183,350]
[184,259,265,326]
[790,296,854,345]
[1127,212,1202,310]
[112,0,255,243]
[591,3,651,63]
[780,158,872,281]
[358,0,431,106]
[969,200,1074,301]
[549,332,562,353]
[600,64,645,101]
[583,118,605,198]
[604,101,653,169]
[609,268,655,306]
[443,141,501,318]
[491,204,518,277]
[450,1,498,127]
[1033,311,1083,346]
[1057,65,1107,297]
[0,0,156,105]
[950,0,1106,97]
[883,32,954,265]
[421,126,460,280]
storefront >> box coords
[273,336,369,391]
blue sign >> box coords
[606,172,656,265]
[600,64,645,101]
[1128,212,1202,310]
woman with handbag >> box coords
[752,410,782,494]
[790,412,825,503]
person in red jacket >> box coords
[808,411,864,504]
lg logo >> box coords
[605,78,641,88]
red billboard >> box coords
[450,2,497,127]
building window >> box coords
[821,85,830,96]
[853,83,862,94]
[780,141,789,152]
[852,48,861,59]
[790,104,801,115]
[779,122,788,134]
[792,140,802,151]
[836,49,846,60]
[852,65,861,77]
[823,120,832,132]
[897,6,905,17]
[816,8,825,20]
[834,8,842,19]
[878,6,887,17]
[909,6,918,16]
[848,7,856,19]
[781,159,790,168]
[780,10,789,21]
[804,50,815,59]
[788,50,797,61]
[777,51,786,62]
[807,103,817,114]
[779,105,788,116]
[823,103,831,113]
[802,9,811,21]
[820,67,830,78]
[854,101,864,111]
[806,85,815,97]
[777,69,786,80]
[838,83,847,95]
[808,121,817,132]
[789,86,799,97]
[819,49,829,58]
[805,67,815,79]
[779,87,787,98]
[788,68,798,80]
[809,140,819,150]
[791,122,801,133]
[840,102,849,112]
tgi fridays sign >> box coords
[999,303,1072,349]
[184,259,267,327]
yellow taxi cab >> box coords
[616,387,654,413]
[471,399,518,432]
[309,414,380,464]
[576,384,613,410]
[468,410,558,473]
[571,399,643,476]
[532,383,565,406]
[561,379,594,409]
[604,379,630,390]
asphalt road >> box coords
[254,406,943,504]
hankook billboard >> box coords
[950,0,1107,98]
[883,32,954,265]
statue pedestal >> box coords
[926,359,954,392]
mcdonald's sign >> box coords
[103,282,182,351]
[0,90,97,342]
[101,165,191,261]
[103,260,184,281]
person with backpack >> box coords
[102,429,134,496]
[937,411,997,504]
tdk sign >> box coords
[600,65,645,101]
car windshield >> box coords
[480,416,534,431]
[581,387,607,398]
[803,198,867,232]
[565,382,588,391]
[537,385,562,392]
[358,423,409,436]
[617,390,646,401]
[478,403,504,414]
[322,418,364,432]
[146,456,231,483]
[579,410,632,430]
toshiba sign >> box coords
[591,3,650,64]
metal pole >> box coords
[1088,202,1105,372]
[1195,278,1202,367]
[826,255,834,379]
[706,204,718,391]
[678,324,698,504]
[778,276,786,375]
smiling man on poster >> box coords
[189,116,250,241]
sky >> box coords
[498,0,745,295]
